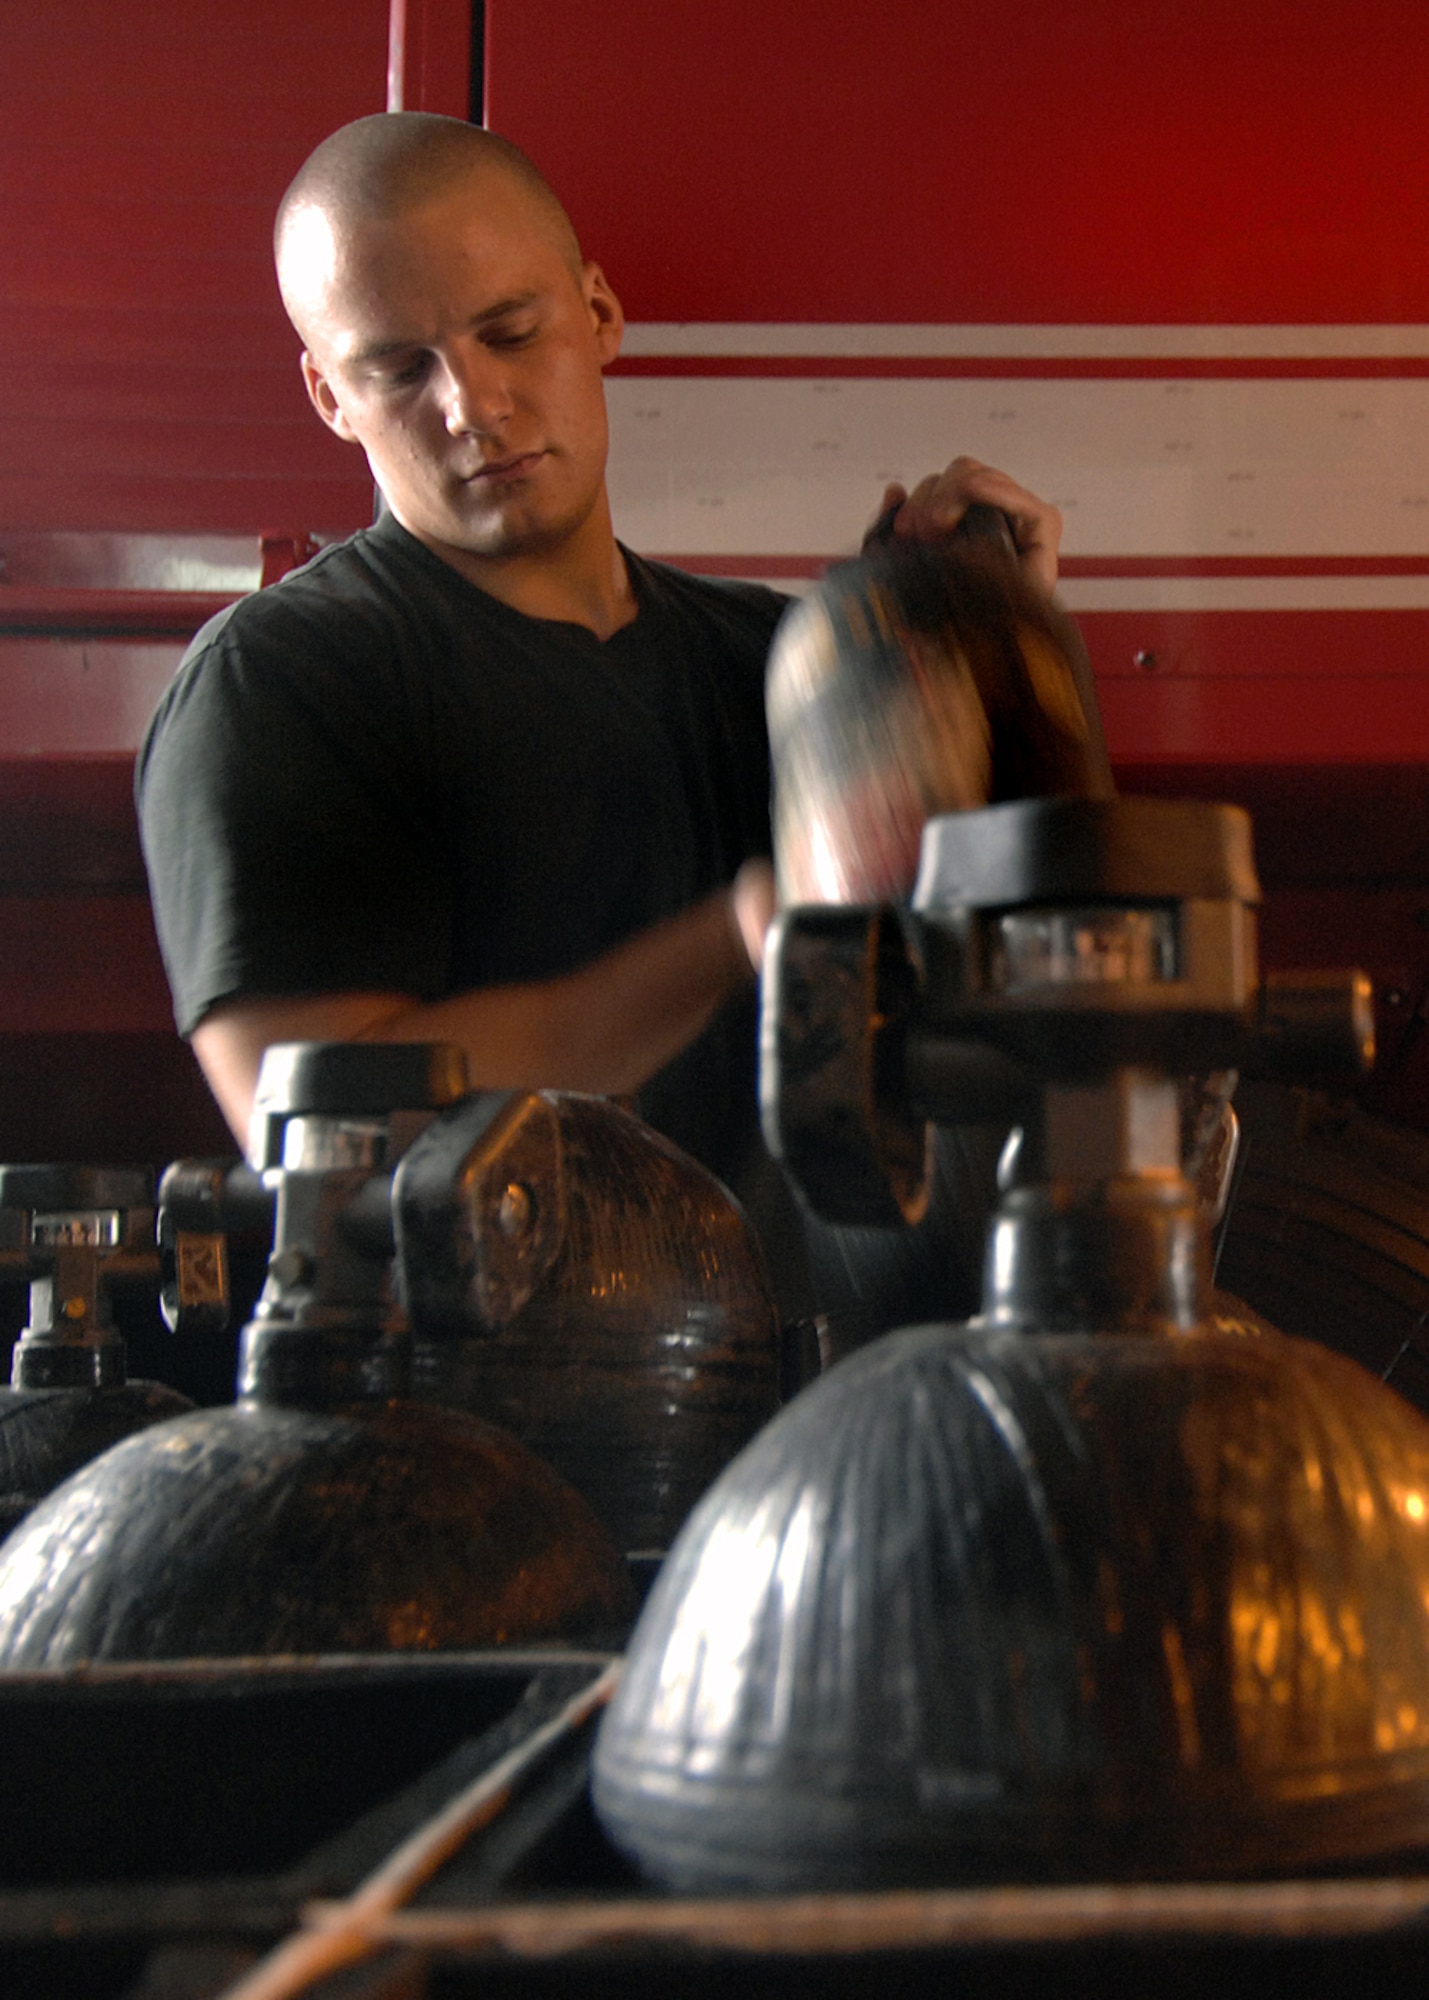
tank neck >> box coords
[975,1070,1209,1336]
[238,1166,409,1409]
[237,1319,411,1407]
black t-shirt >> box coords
[136,513,787,1180]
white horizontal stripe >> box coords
[0,530,264,592]
[621,324,1429,360]
[1061,575,1429,612]
[719,575,815,599]
[607,377,1429,558]
[690,573,1429,613]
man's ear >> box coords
[300,351,359,442]
[582,262,625,367]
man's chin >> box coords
[419,509,576,569]
[387,478,602,571]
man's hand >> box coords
[875,456,1063,595]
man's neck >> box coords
[404,507,638,641]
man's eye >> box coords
[485,322,538,349]
[380,355,429,387]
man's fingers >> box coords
[730,859,778,973]
[887,457,1062,591]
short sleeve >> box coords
[135,595,453,1035]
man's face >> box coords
[293,171,623,572]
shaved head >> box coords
[275,114,583,341]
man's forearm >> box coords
[360,883,755,1089]
[191,874,768,1143]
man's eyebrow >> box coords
[472,291,546,326]
[347,336,425,367]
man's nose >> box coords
[439,344,512,435]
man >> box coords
[137,113,1064,1301]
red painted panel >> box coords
[487,0,1429,325]
[0,756,148,894]
[1082,610,1429,681]
[1087,612,1429,760]
[392,0,475,117]
[2,479,372,541]
[0,593,236,638]
[0,1033,233,1165]
[1,418,349,490]
[1112,764,1429,888]
[0,643,189,754]
[1097,673,1429,765]
[0,896,173,1035]
[0,0,390,536]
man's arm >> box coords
[193,861,778,1142]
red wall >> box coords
[1,0,389,538]
[1,0,397,1160]
[486,0,1429,326]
